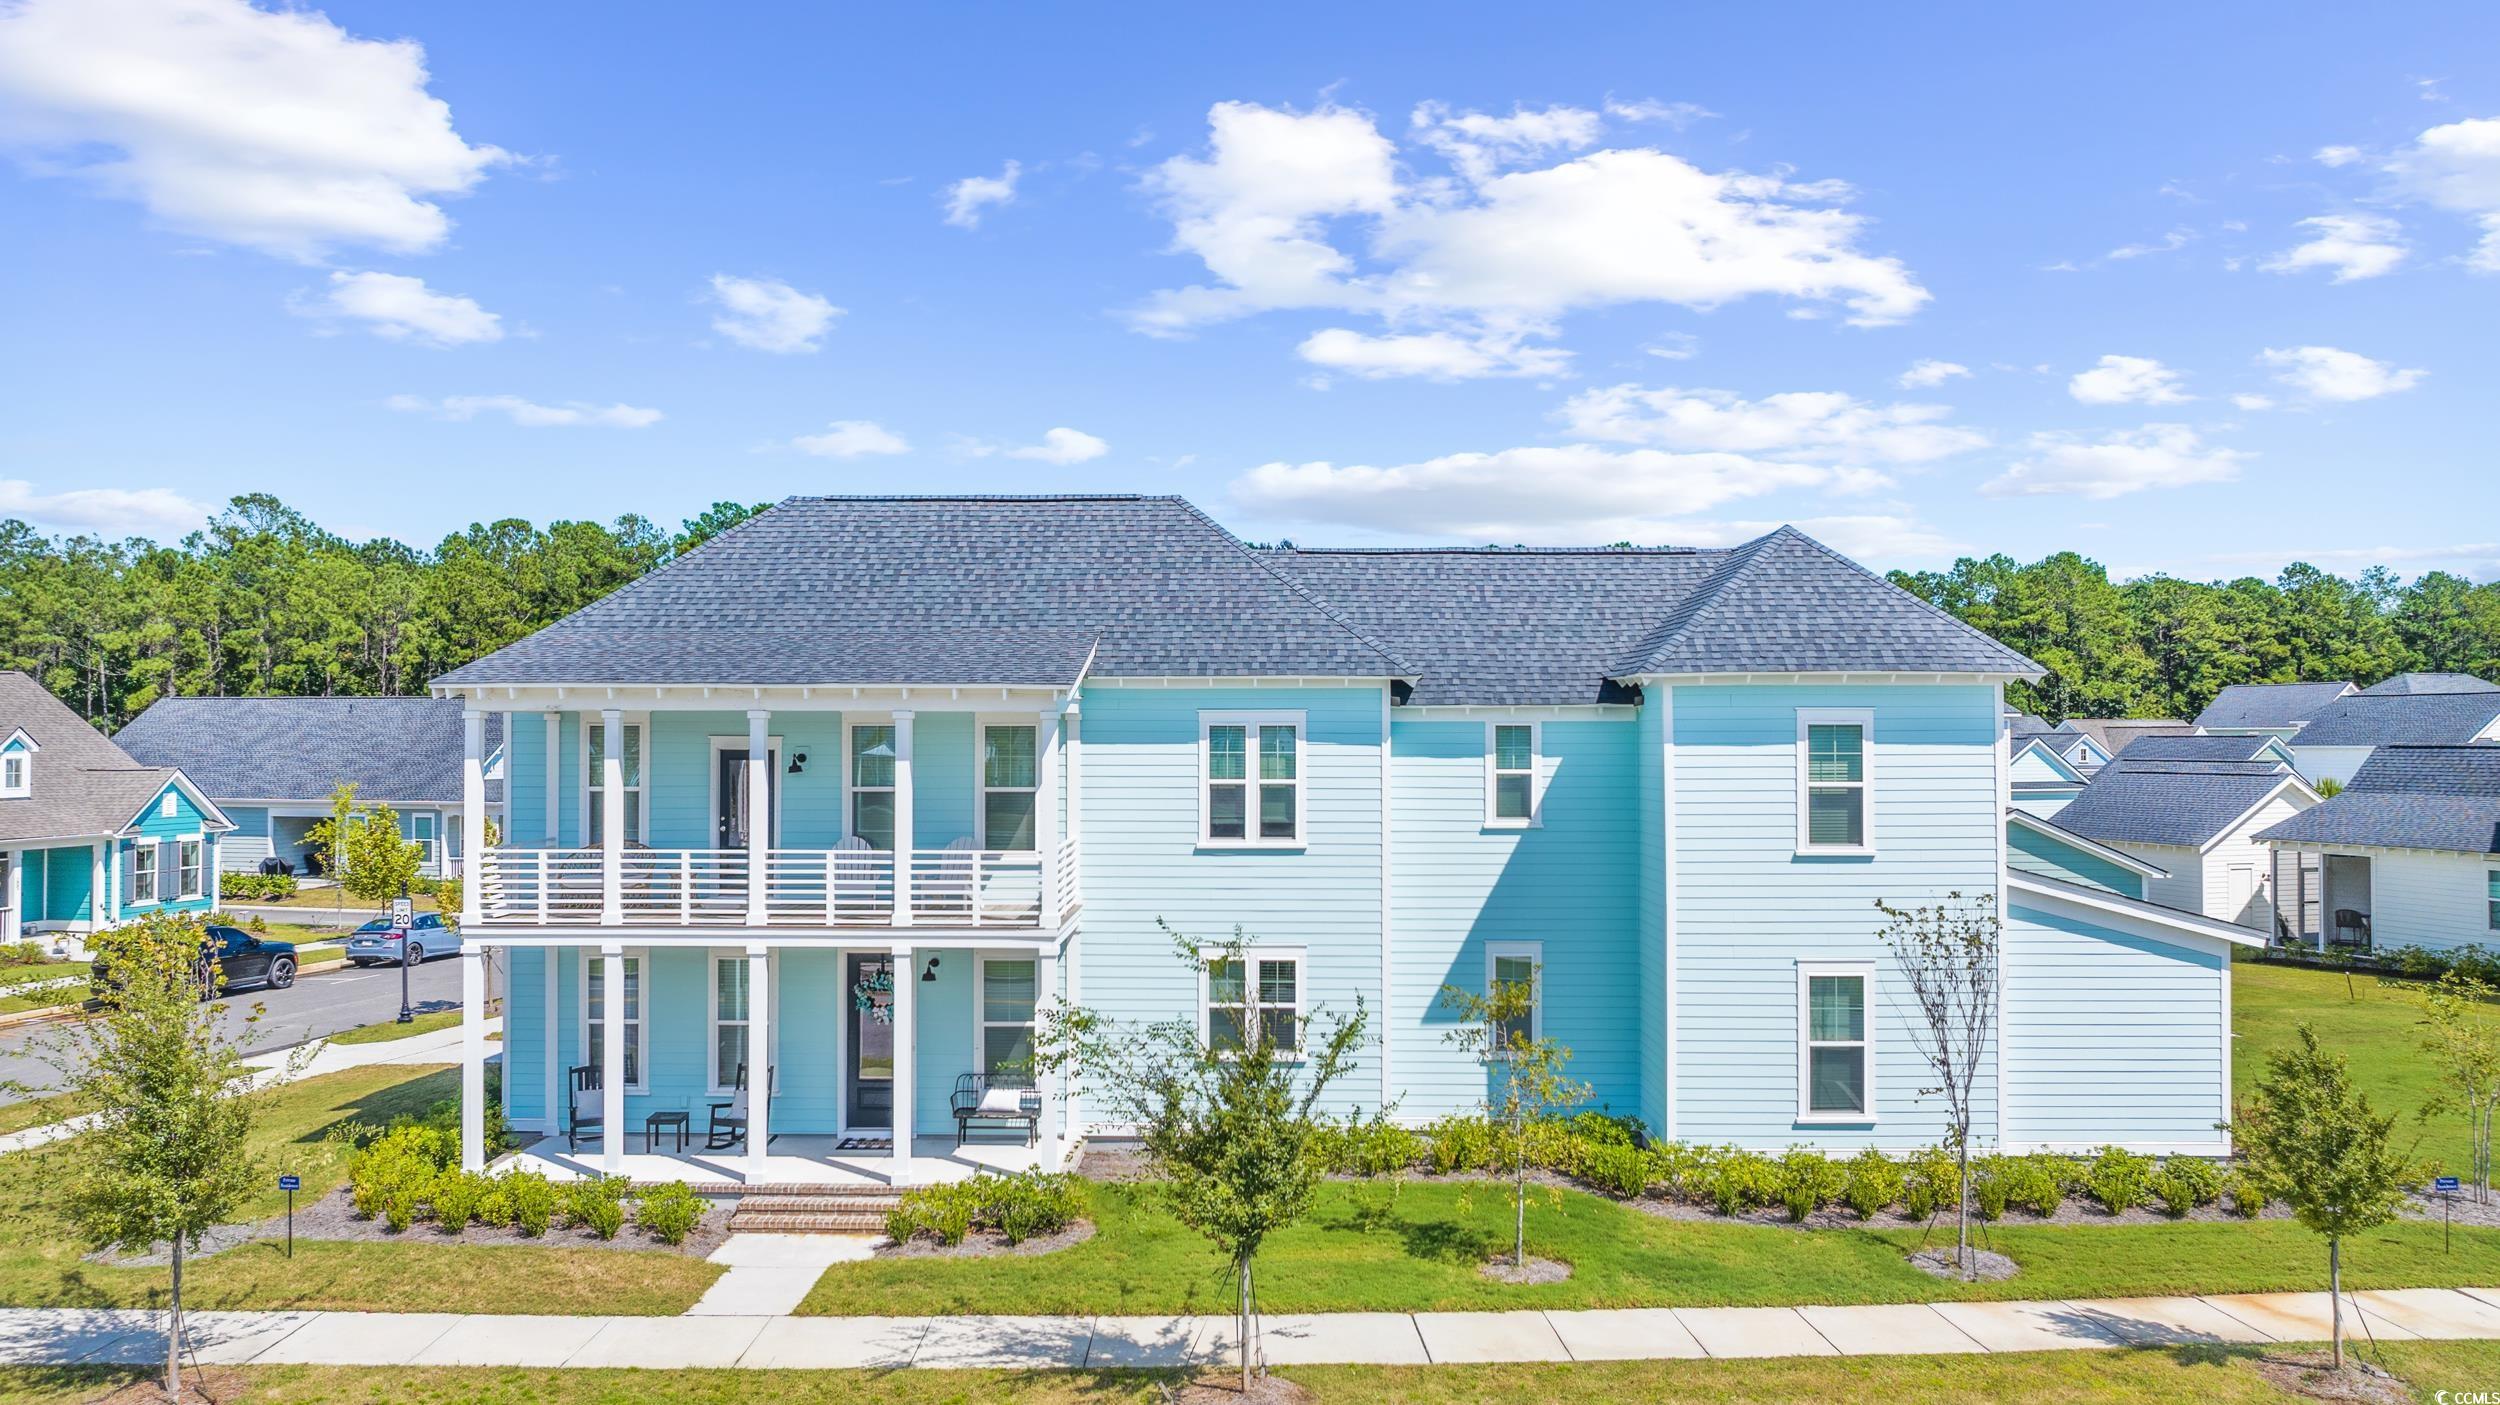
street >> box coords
[0,955,463,1107]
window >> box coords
[178,839,203,900]
[0,751,25,798]
[980,956,1038,1077]
[1205,949,1303,1055]
[2489,870,2499,932]
[586,952,647,1091]
[584,720,643,844]
[710,954,750,1093]
[850,724,896,849]
[409,813,437,869]
[160,792,178,819]
[1202,713,1303,846]
[981,724,1038,850]
[1796,709,1874,852]
[1486,723,1538,825]
[129,844,158,905]
[1797,962,1874,1121]
[1484,941,1542,1052]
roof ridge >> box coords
[1164,498,1419,679]
[1607,527,1793,675]
[1276,545,1723,557]
[787,493,1163,503]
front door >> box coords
[716,749,777,849]
[845,953,895,1129]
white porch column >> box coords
[745,944,771,1178]
[542,712,561,845]
[889,942,914,1168]
[746,710,771,926]
[541,947,559,1135]
[891,711,915,927]
[3,849,21,944]
[460,947,487,1171]
[461,710,487,928]
[90,841,108,930]
[1064,698,1082,854]
[1037,709,1062,928]
[1037,944,1061,1162]
[599,944,626,1174]
[599,709,625,925]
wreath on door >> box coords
[850,967,895,1023]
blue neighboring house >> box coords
[0,671,232,951]
[116,696,504,882]
[419,495,2260,1181]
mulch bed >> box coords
[878,1220,1096,1259]
[2247,1350,2413,1404]
[95,1186,734,1265]
[1171,1374,1317,1405]
[1909,1246,2018,1281]
[1480,1254,1571,1285]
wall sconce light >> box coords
[921,955,941,982]
[786,751,808,775]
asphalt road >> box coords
[0,954,463,1106]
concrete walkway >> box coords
[687,1234,880,1317]
[5,1287,2497,1370]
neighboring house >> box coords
[2257,745,2500,956]
[2195,681,2358,741]
[2283,692,2500,788]
[2114,733,2302,770]
[2012,724,2112,776]
[421,494,2259,1180]
[2058,718,2197,760]
[2009,735,2092,818]
[2048,751,2321,932]
[0,672,232,947]
[2358,672,2499,697]
[115,697,505,881]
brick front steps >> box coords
[724,1186,900,1235]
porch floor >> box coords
[496,1133,1061,1188]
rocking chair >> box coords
[705,1062,775,1150]
[566,1064,602,1153]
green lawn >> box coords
[0,1062,719,1314]
[0,960,85,989]
[222,888,440,914]
[325,1009,463,1044]
[2232,958,2469,1176]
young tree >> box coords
[311,790,424,910]
[1439,957,1587,1268]
[2234,1023,2414,1370]
[2415,971,2500,1204]
[32,912,266,1399]
[1035,923,1367,1394]
[310,781,358,913]
[1875,892,1998,1280]
[434,814,499,928]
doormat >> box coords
[836,1136,893,1152]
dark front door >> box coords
[846,953,895,1129]
[716,749,776,848]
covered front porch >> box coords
[497,1132,1061,1187]
[2270,845,2374,951]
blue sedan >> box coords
[345,912,460,967]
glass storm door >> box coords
[846,953,895,1128]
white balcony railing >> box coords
[475,845,1064,929]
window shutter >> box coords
[160,840,176,897]
[119,846,135,905]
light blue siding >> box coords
[912,713,975,849]
[1672,684,2001,1150]
[2004,900,2229,1150]
[36,844,92,924]
[119,782,216,916]
[2009,821,2147,899]
[504,946,550,1126]
[2010,788,2082,819]
[1390,717,1641,1123]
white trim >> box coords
[177,836,204,900]
[1404,703,1637,721]
[1197,710,1308,850]
[0,727,41,756]
[113,772,235,836]
[580,947,651,1094]
[0,748,27,800]
[1482,720,1544,828]
[1616,670,2034,687]
[1795,707,1876,856]
[706,948,755,1096]
[2006,871,2264,949]
[2193,773,2323,855]
[974,951,1040,1078]
[702,734,784,849]
[845,717,898,848]
[2007,736,2091,785]
[1379,685,1394,1112]
[1795,959,1877,1124]
[1659,683,1677,1141]
[2006,809,2171,879]
[438,684,1080,710]
[1484,940,1543,1048]
[976,716,1041,851]
[577,714,649,847]
[1199,945,1307,1054]
[1993,683,2011,1149]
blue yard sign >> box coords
[278,1174,301,1192]
[2437,1176,2462,1193]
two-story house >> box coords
[427,495,2257,1182]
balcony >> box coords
[474,841,1078,931]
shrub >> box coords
[1644,1141,1708,1200]
[1701,1148,1779,1215]
[502,1171,556,1236]
[1775,1147,1845,1222]
[217,872,298,902]
[1312,1115,1425,1176]
[634,1181,708,1246]
[566,1175,630,1238]
[474,1177,515,1229]
[576,1194,624,1240]
[1971,1155,2015,1221]
[1841,1148,1904,1219]
[1581,1142,1653,1198]
[2222,1167,2267,1218]
[2151,1157,2223,1217]
[428,1170,493,1231]
[0,939,44,968]
[1902,1145,1959,1221]
[1423,1114,1501,1175]
[2082,1145,2155,1214]
[990,1170,1085,1245]
[887,1181,979,1246]
[2000,1154,2071,1218]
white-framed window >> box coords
[1796,708,1875,854]
[1796,960,1875,1122]
[709,953,751,1094]
[978,955,1039,1077]
[178,838,203,899]
[1200,711,1304,847]
[849,722,897,850]
[1484,940,1543,1053]
[981,722,1038,851]
[582,718,644,846]
[129,844,158,905]
[1202,947,1304,1055]
[585,950,649,1093]
[409,813,437,868]
[0,750,27,798]
[2487,869,2499,931]
[1485,722,1540,826]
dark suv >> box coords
[91,924,299,998]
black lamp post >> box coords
[395,879,414,1024]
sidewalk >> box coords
[6,1286,2497,1370]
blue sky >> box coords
[3,1,2496,579]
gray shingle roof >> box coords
[2359,672,2500,696]
[1610,527,2041,679]
[2114,734,2286,765]
[435,496,1412,688]
[2194,681,2356,729]
[2255,745,2500,855]
[2049,759,2303,848]
[116,697,505,806]
[2285,692,2500,748]
[2060,719,2195,756]
[1264,548,1720,706]
[0,672,203,844]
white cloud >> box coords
[1602,97,1716,129]
[1130,100,1928,373]
[943,160,1020,229]
[2106,228,2194,260]
[2231,392,2275,411]
[1982,424,2248,499]
[2315,144,2366,168]
[791,419,910,458]
[1005,427,1109,464]
[386,394,660,428]
[2259,344,2425,401]
[1297,326,1571,380]
[1643,331,1701,360]
[0,479,213,539]
[2386,116,2500,270]
[707,274,842,353]
[2261,213,2408,282]
[1557,384,1987,466]
[2067,354,2191,406]
[297,270,501,345]
[0,0,507,260]
[1897,359,1970,388]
